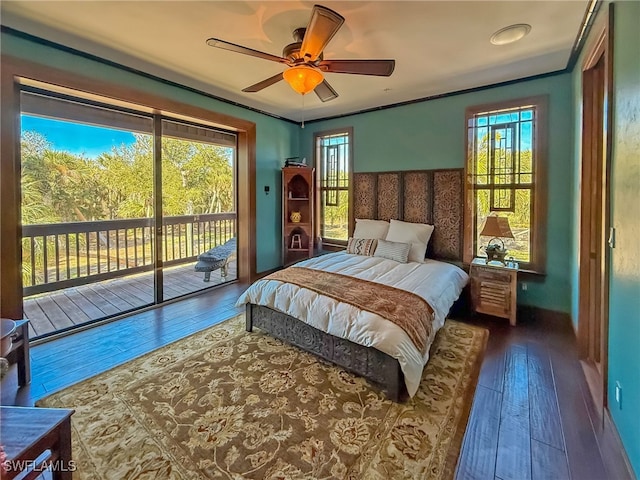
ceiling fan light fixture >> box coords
[283,65,324,95]
[207,5,394,101]
[490,23,531,45]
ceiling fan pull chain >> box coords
[301,94,305,129]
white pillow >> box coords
[373,239,411,263]
[353,219,390,240]
[385,219,434,263]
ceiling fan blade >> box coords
[318,59,395,76]
[300,5,345,62]
[206,38,290,65]
[242,73,284,93]
[314,80,339,102]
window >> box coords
[464,97,547,272]
[315,128,353,243]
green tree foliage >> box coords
[97,135,155,219]
[21,131,235,225]
[161,137,234,216]
[21,132,61,224]
[321,166,350,240]
[323,190,349,240]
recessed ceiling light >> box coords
[490,24,532,45]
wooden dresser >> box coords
[1,406,75,479]
[469,257,518,326]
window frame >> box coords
[313,127,354,246]
[463,96,548,274]
[0,55,257,321]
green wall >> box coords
[571,2,639,475]
[300,74,575,313]
[0,31,299,273]
[607,2,640,475]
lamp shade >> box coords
[479,214,514,239]
[283,65,324,95]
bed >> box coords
[238,168,466,401]
[238,252,468,400]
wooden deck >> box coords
[23,261,237,339]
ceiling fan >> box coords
[206,4,395,102]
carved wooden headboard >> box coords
[352,168,464,262]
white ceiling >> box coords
[1,1,589,122]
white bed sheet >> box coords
[236,251,469,397]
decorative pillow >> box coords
[353,219,390,240]
[373,239,411,263]
[346,237,378,256]
[385,219,434,263]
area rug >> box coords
[37,315,488,479]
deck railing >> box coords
[22,213,236,296]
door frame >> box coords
[0,54,257,320]
[577,12,613,416]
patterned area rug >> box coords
[37,315,488,479]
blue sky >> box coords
[475,110,533,151]
[21,115,136,159]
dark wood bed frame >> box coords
[246,304,406,401]
[246,168,464,401]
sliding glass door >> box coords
[160,120,237,300]
[19,88,237,339]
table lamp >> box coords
[479,214,514,264]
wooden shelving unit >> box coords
[282,166,315,266]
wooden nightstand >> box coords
[469,257,518,326]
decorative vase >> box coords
[290,211,302,223]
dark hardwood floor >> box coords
[0,284,630,480]
[457,310,616,480]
